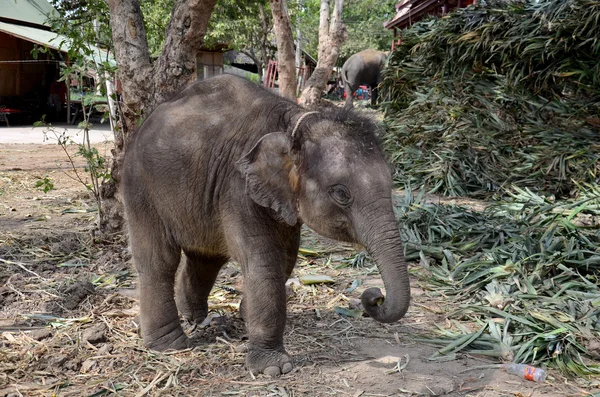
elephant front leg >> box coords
[243,258,293,377]
[239,233,300,322]
[138,272,190,350]
[129,221,189,351]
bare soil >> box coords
[0,143,596,396]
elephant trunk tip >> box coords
[361,287,409,323]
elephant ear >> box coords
[237,132,298,226]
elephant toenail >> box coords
[282,362,293,373]
[264,366,281,377]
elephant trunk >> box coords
[357,199,410,323]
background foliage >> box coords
[296,0,396,64]
[139,0,397,69]
[140,0,174,57]
[43,0,117,227]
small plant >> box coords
[244,71,261,85]
[31,0,119,231]
[38,103,111,228]
[35,176,55,193]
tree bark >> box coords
[299,0,346,107]
[103,0,217,232]
[153,0,218,108]
[107,0,152,149]
[258,3,270,80]
[269,0,297,101]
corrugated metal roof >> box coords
[0,21,67,50]
[0,21,116,67]
[0,0,57,27]
[224,51,254,65]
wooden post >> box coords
[16,38,21,96]
[66,54,71,124]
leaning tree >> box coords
[299,0,346,107]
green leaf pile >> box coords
[380,0,600,197]
[396,184,600,376]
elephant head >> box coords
[238,110,410,323]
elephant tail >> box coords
[341,67,349,85]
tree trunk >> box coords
[242,50,263,81]
[299,0,346,107]
[258,3,270,81]
[107,0,152,149]
[103,0,217,232]
[269,0,297,101]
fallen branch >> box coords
[0,258,46,281]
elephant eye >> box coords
[328,184,353,207]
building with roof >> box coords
[0,0,57,28]
[384,0,475,49]
[0,0,62,123]
[0,0,112,125]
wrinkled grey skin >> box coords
[341,49,388,108]
[122,74,410,377]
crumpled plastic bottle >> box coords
[502,363,547,382]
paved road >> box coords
[0,122,113,144]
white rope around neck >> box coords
[291,111,319,139]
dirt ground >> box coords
[0,142,597,397]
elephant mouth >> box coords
[303,218,356,245]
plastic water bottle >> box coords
[502,363,547,382]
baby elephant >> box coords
[122,74,410,376]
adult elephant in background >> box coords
[121,74,410,377]
[341,49,388,108]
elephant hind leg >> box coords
[128,215,188,351]
[175,251,227,324]
[371,87,378,107]
[344,81,354,109]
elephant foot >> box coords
[144,322,191,351]
[246,345,293,377]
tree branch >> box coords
[241,49,262,74]
[153,0,218,109]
